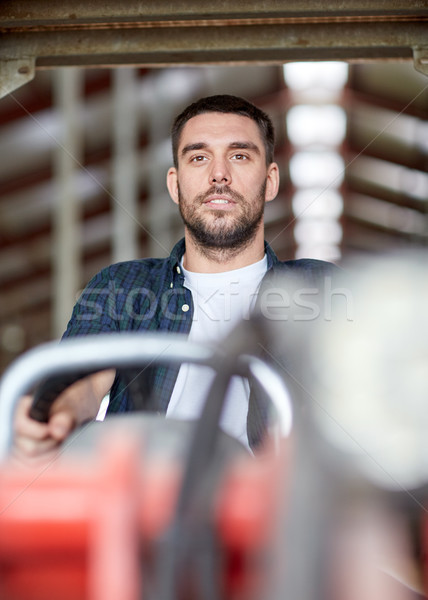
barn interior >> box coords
[0,2,427,372]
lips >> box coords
[203,190,237,206]
[195,186,244,212]
[203,196,236,211]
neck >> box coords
[182,228,266,273]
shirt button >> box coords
[176,266,181,274]
[181,304,190,312]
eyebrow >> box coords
[180,141,261,157]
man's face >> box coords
[167,112,279,250]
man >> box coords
[13,94,335,463]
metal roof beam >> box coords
[1,2,427,96]
[0,23,426,66]
[1,1,428,24]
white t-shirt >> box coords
[166,255,268,447]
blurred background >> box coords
[0,4,427,373]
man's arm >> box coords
[12,369,116,465]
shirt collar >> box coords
[168,237,279,273]
[169,237,186,269]
[264,240,279,270]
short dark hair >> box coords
[171,94,275,168]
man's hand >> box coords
[11,369,116,466]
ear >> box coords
[167,167,179,205]
[265,162,280,203]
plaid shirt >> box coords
[63,237,337,446]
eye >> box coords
[231,153,248,160]
[191,155,207,162]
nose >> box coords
[209,158,231,185]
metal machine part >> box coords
[0,327,293,600]
[0,331,293,461]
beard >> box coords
[178,180,267,252]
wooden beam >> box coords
[2,1,428,26]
